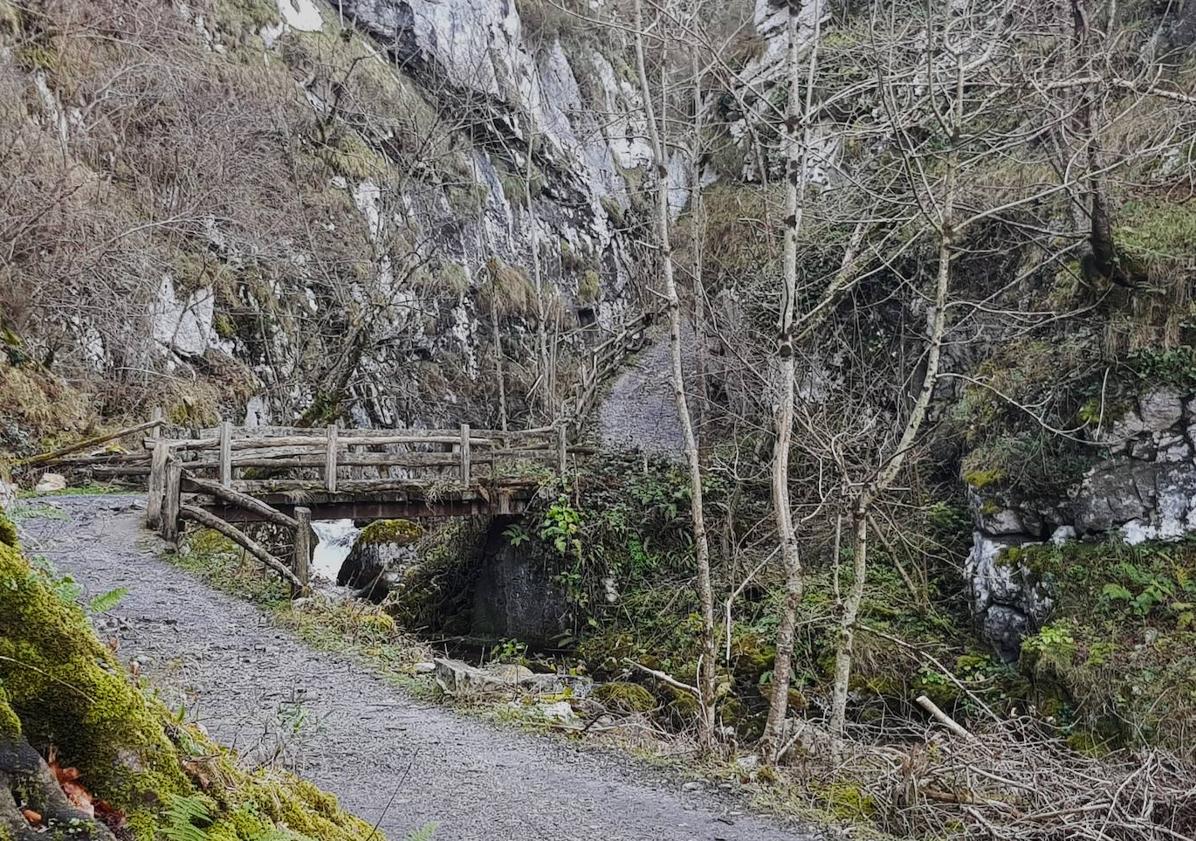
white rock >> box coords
[275,0,323,32]
[35,473,67,493]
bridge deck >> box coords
[197,483,539,522]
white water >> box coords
[310,519,359,582]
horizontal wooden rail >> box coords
[222,476,543,494]
[151,434,523,452]
[18,417,165,467]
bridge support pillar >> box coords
[292,506,312,596]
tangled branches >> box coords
[817,717,1196,840]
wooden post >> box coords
[459,423,471,485]
[292,506,312,596]
[160,460,182,545]
[219,420,232,488]
[150,406,164,440]
[557,422,568,478]
[325,424,338,492]
[145,440,169,529]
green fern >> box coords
[406,822,437,841]
[87,586,128,614]
[162,795,214,841]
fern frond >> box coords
[87,586,128,613]
[162,794,214,841]
[405,822,438,841]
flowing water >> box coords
[310,519,359,581]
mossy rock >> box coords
[593,681,654,713]
[0,514,17,550]
[357,518,423,547]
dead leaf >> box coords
[21,808,42,826]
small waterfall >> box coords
[310,519,360,582]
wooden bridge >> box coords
[15,308,662,594]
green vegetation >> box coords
[1014,538,1196,754]
[0,514,378,840]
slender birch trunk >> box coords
[760,1,821,763]
[633,0,718,750]
[525,108,551,421]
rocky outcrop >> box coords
[433,657,592,699]
[967,388,1196,659]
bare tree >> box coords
[632,0,718,750]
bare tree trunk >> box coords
[761,0,821,763]
[525,108,552,421]
[828,48,962,737]
[633,0,717,751]
[490,268,508,433]
[689,22,709,441]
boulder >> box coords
[470,519,570,647]
[34,473,66,494]
[337,519,423,601]
[431,657,592,699]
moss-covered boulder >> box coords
[337,518,424,601]
[593,681,655,714]
[0,513,382,840]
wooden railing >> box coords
[567,307,659,430]
[149,422,575,492]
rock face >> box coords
[967,388,1196,659]
[337,519,424,601]
[470,518,570,647]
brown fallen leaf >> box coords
[48,750,96,817]
[21,808,42,826]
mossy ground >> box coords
[1013,538,1196,754]
[0,514,381,840]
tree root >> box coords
[0,736,116,841]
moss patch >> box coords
[357,518,424,548]
[0,513,387,839]
[593,681,655,713]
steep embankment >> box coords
[15,495,818,841]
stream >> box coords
[309,519,359,581]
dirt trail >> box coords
[15,496,819,841]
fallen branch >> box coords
[16,418,164,467]
[916,694,977,742]
[623,659,700,700]
[179,504,303,591]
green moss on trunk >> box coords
[0,513,384,839]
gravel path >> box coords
[15,496,819,841]
[599,330,695,458]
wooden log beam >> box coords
[161,461,182,544]
[17,417,165,467]
[292,506,312,596]
[145,440,169,530]
[325,425,338,493]
[181,473,299,529]
[459,423,471,484]
[179,504,303,591]
[219,420,233,488]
